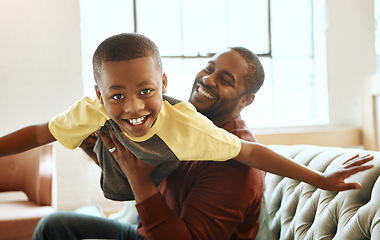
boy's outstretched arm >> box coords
[235,140,374,191]
[0,122,56,157]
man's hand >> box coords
[318,154,374,191]
[96,129,158,203]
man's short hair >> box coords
[92,33,162,83]
[230,47,265,94]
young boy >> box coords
[0,33,374,201]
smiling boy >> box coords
[0,33,374,201]
[46,33,246,200]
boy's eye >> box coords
[112,94,124,100]
[140,89,152,95]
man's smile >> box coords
[197,85,215,100]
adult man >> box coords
[33,47,266,240]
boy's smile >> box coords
[95,57,167,137]
[126,115,148,126]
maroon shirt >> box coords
[136,116,265,239]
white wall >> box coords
[0,0,123,211]
[325,0,378,150]
[326,0,376,127]
[0,0,378,210]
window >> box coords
[80,0,328,128]
[135,0,270,56]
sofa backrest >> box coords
[260,145,380,240]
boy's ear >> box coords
[94,85,104,105]
[162,73,168,94]
[239,93,255,108]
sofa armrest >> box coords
[0,144,56,207]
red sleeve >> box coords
[136,193,185,239]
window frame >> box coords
[132,0,273,59]
[79,0,328,128]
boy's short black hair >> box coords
[93,33,162,83]
[230,47,265,94]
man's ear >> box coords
[94,85,104,105]
[239,93,255,108]
[162,73,168,94]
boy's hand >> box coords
[319,154,374,191]
[96,129,158,202]
[96,129,156,183]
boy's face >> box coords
[95,56,167,137]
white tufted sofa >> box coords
[258,145,380,240]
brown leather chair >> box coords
[0,144,56,240]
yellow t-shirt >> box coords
[49,96,241,162]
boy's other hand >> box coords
[319,154,374,191]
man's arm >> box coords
[136,161,263,240]
[0,122,56,157]
[235,140,374,191]
[97,129,261,239]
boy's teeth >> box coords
[128,116,146,125]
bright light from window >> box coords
[136,0,269,56]
[79,0,134,96]
[80,0,328,128]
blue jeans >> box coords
[33,211,144,240]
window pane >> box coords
[80,0,134,96]
[182,0,227,55]
[272,57,316,125]
[136,0,269,56]
[136,0,183,56]
[227,0,269,54]
[271,0,313,56]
